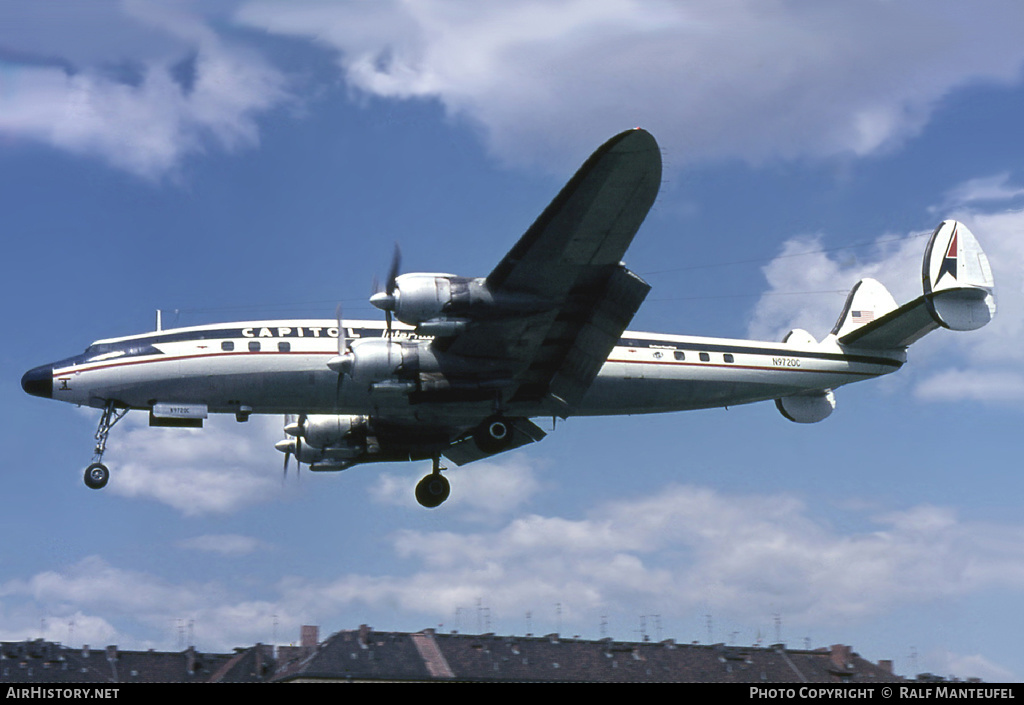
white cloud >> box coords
[0,608,119,649]
[0,555,285,650]
[0,2,290,178]
[176,534,270,556]
[7,3,1023,176]
[746,230,927,342]
[370,455,543,517]
[915,369,1024,403]
[236,0,1024,170]
[4,484,1024,671]
[105,414,285,515]
[748,202,1024,405]
[276,485,1024,633]
[934,173,1024,212]
[934,650,1018,683]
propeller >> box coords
[369,243,401,337]
[279,413,307,483]
[327,304,353,408]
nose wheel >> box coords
[84,463,109,490]
[415,456,450,508]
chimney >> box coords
[358,624,370,647]
[301,625,320,649]
[105,645,118,682]
[185,645,196,674]
[878,659,894,674]
[830,644,852,671]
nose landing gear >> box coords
[84,402,127,490]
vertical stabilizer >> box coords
[831,278,898,339]
[922,220,995,331]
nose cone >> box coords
[21,364,53,399]
[369,291,396,312]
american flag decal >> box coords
[852,310,874,323]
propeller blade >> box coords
[386,243,401,295]
[280,413,307,482]
[335,304,348,408]
[339,303,352,358]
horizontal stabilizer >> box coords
[839,220,995,350]
[837,295,938,349]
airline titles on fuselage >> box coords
[240,326,428,341]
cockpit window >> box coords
[82,342,160,363]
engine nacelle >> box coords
[301,414,369,449]
[370,271,551,332]
[278,412,452,471]
[343,338,402,384]
[383,273,466,326]
[342,338,445,387]
[775,390,836,423]
[782,328,816,346]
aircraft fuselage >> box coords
[22,318,904,426]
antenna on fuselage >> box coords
[155,309,162,331]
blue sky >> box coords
[4,0,1024,681]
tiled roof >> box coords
[0,628,910,684]
[271,628,905,683]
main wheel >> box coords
[415,473,450,508]
[84,463,109,490]
[474,416,512,454]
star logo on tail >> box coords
[936,225,958,284]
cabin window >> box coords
[699,352,710,362]
[248,341,260,352]
[723,353,734,363]
[278,341,291,353]
[221,341,234,351]
[673,351,685,361]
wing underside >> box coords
[439,128,662,420]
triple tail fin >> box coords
[834,220,995,350]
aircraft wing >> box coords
[439,128,662,414]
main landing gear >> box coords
[84,402,127,490]
[415,455,451,509]
[412,415,514,508]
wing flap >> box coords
[442,418,548,466]
[545,265,650,411]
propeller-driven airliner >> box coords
[21,129,996,507]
